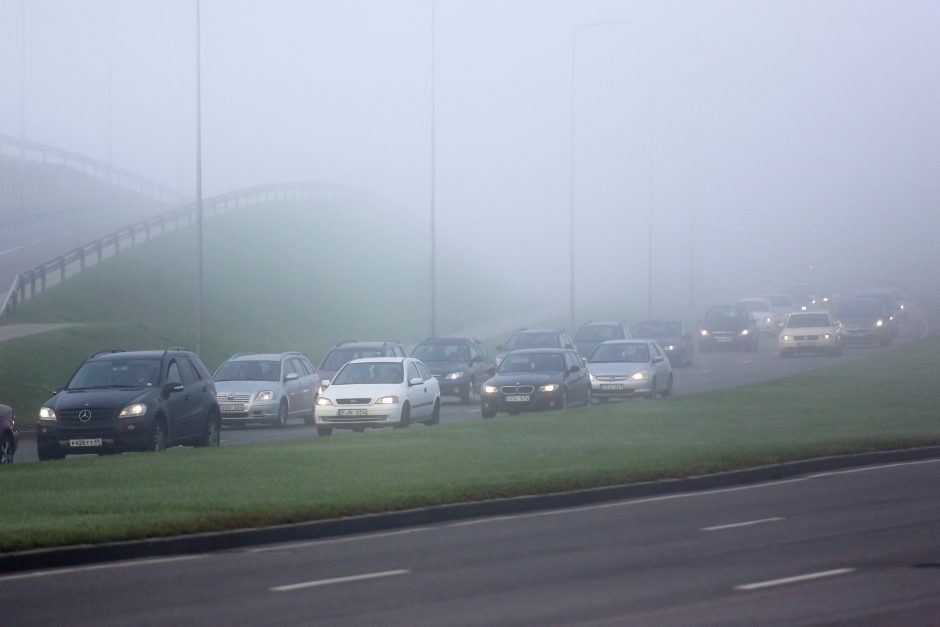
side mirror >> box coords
[52,387,63,395]
[321,379,331,388]
[653,356,665,364]
[564,344,574,349]
[163,383,185,397]
[284,372,300,382]
[568,365,580,373]
[409,377,424,387]
[487,367,496,376]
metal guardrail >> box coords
[0,134,189,205]
[0,181,364,321]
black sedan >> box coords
[480,348,591,418]
[0,403,17,465]
[411,337,496,404]
[698,304,759,352]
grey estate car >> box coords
[213,352,320,427]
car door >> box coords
[472,342,493,390]
[282,358,302,418]
[565,351,588,403]
[163,359,191,441]
[650,343,669,391]
[184,355,213,436]
[416,361,438,412]
[405,360,431,418]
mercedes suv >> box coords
[36,349,221,460]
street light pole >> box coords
[195,0,204,356]
[429,0,437,338]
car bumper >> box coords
[779,336,839,353]
[481,390,566,414]
[842,328,886,344]
[315,404,400,428]
[699,334,751,349]
[220,401,278,423]
[36,418,153,454]
[590,379,653,398]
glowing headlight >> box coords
[374,395,398,405]
[118,403,147,418]
[823,334,831,340]
[588,373,595,381]
[39,407,57,421]
[316,397,333,406]
[900,304,906,310]
[482,385,499,394]
[889,315,895,321]
[875,319,884,327]
[822,297,829,303]
[630,371,648,381]
[255,390,274,401]
[666,345,676,351]
[740,329,750,336]
[782,335,792,341]
[539,384,559,392]
[445,371,464,380]
[765,317,772,324]
[700,329,709,337]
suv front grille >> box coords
[58,408,117,425]
[501,385,535,394]
[216,394,252,403]
[337,398,371,405]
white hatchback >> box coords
[314,357,441,436]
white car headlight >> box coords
[782,335,792,341]
[823,334,831,340]
[875,319,884,327]
[740,329,750,336]
[588,373,595,382]
[482,385,499,394]
[539,384,559,392]
[665,345,676,351]
[445,371,465,380]
[118,403,147,418]
[256,390,274,401]
[764,317,773,324]
[700,329,709,337]
[316,397,333,406]
[39,407,57,421]
[374,395,398,405]
[630,371,648,381]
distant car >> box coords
[0,403,17,465]
[779,311,843,357]
[213,352,319,427]
[853,290,900,338]
[766,293,796,323]
[495,329,576,367]
[480,348,590,418]
[832,297,892,346]
[632,320,693,367]
[411,337,495,404]
[699,304,758,352]
[316,340,410,393]
[573,321,632,359]
[36,349,221,460]
[736,297,778,334]
[314,357,440,436]
[587,340,673,401]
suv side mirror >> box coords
[653,356,665,363]
[568,365,580,373]
[564,343,574,349]
[284,372,300,382]
[163,383,184,397]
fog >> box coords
[2,0,938,322]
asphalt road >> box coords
[11,311,928,463]
[4,457,937,625]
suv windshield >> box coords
[633,321,681,337]
[787,314,831,328]
[590,343,650,363]
[739,300,769,312]
[705,307,743,321]
[575,325,624,342]
[67,358,162,390]
[214,360,280,382]
[413,343,469,362]
[837,299,882,317]
[497,352,565,373]
[505,332,560,350]
[332,362,403,385]
[321,348,386,371]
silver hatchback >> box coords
[213,352,320,427]
[587,340,674,400]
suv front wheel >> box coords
[151,418,168,452]
[196,411,221,447]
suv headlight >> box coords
[740,329,750,336]
[630,371,648,381]
[875,319,884,327]
[539,384,559,392]
[256,391,274,401]
[316,397,333,406]
[118,403,147,418]
[823,333,831,340]
[39,407,57,421]
[445,371,465,380]
[700,329,709,336]
[782,335,792,341]
[374,395,398,405]
[482,385,499,394]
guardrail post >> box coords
[59,257,66,283]
[130,225,137,246]
[33,269,40,296]
[79,248,86,271]
[114,233,120,254]
[96,240,103,262]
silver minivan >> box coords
[213,352,320,427]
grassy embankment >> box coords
[1,198,522,427]
[1,328,938,552]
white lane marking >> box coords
[808,457,940,478]
[0,555,204,582]
[250,527,430,553]
[271,569,409,592]
[0,246,23,257]
[735,568,855,591]
[467,408,480,413]
[702,516,785,532]
[740,359,752,364]
[695,369,712,374]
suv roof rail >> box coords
[231,352,256,358]
[166,346,190,352]
[284,351,303,356]
[89,349,126,358]
[383,340,400,346]
[336,339,358,346]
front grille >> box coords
[58,407,117,425]
[216,393,252,403]
[326,415,385,422]
[794,335,819,341]
[710,331,737,339]
[596,375,627,382]
[337,398,371,405]
[501,385,535,394]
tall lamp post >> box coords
[429,0,437,338]
[195,0,204,356]
[570,19,625,333]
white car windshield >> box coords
[590,344,650,363]
[787,314,831,328]
[332,362,404,385]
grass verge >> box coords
[1,331,938,553]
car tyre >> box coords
[151,418,168,452]
[273,401,288,429]
[663,374,674,397]
[426,400,441,425]
[395,403,411,429]
[584,386,592,406]
[481,405,497,419]
[0,434,14,464]
[460,382,476,405]
[647,378,657,399]
[316,426,333,437]
[559,389,568,410]
[197,411,221,447]
[304,402,316,425]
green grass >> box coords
[2,331,938,553]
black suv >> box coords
[411,337,496,403]
[316,340,409,387]
[698,304,758,352]
[495,329,576,367]
[36,349,221,460]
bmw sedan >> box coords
[480,348,590,418]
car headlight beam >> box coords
[482,385,499,394]
[255,390,274,401]
[539,384,559,392]
[630,371,648,381]
[118,403,147,418]
[445,371,465,380]
[316,397,333,406]
[39,407,57,421]
[374,395,398,405]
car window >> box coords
[175,358,197,385]
[167,360,183,385]
[183,356,205,381]
[300,358,314,375]
[590,343,650,363]
[498,352,565,373]
[284,359,300,377]
[416,362,432,381]
[407,361,421,382]
[651,343,663,358]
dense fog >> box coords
[2,0,938,321]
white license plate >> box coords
[715,337,733,343]
[220,403,245,412]
[505,395,530,402]
[69,438,102,448]
[600,384,624,391]
[338,408,368,416]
